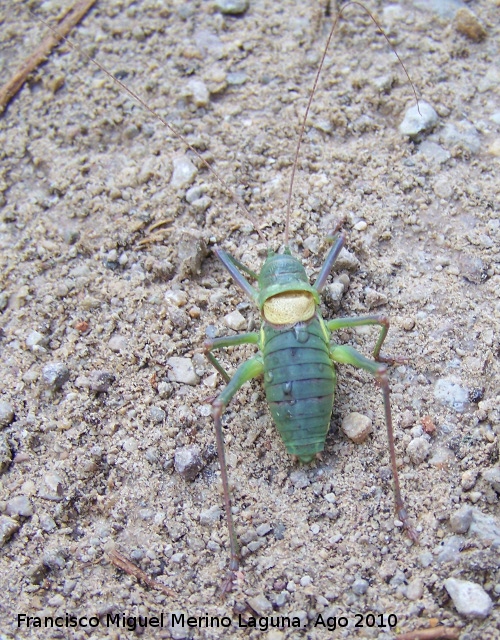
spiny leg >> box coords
[313,231,345,293]
[205,341,264,592]
[204,332,260,383]
[326,314,405,364]
[330,344,417,541]
[212,246,259,304]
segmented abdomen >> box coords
[262,316,335,463]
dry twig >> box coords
[108,550,176,597]
[0,0,97,114]
[396,626,461,640]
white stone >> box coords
[444,578,492,618]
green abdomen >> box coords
[262,316,335,463]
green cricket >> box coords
[203,3,420,590]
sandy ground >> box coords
[0,0,499,638]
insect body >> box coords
[202,2,420,589]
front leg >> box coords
[204,332,260,382]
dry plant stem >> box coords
[0,0,97,114]
[108,550,176,597]
[395,627,461,640]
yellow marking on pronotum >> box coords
[262,291,316,325]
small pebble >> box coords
[256,523,272,537]
[0,401,14,428]
[325,282,345,310]
[165,290,188,307]
[434,378,469,412]
[6,496,33,517]
[157,381,173,398]
[418,140,451,165]
[418,551,433,568]
[108,335,127,352]
[42,363,70,390]
[167,357,200,386]
[450,506,473,534]
[399,101,438,137]
[353,220,367,231]
[444,578,492,618]
[428,446,455,466]
[199,506,221,526]
[39,514,57,532]
[26,330,48,351]
[401,410,416,429]
[170,156,197,189]
[433,177,454,200]
[437,535,463,564]
[48,594,65,607]
[341,412,373,444]
[174,446,204,481]
[454,8,487,42]
[0,515,20,547]
[289,470,310,489]
[352,578,369,595]
[170,552,185,564]
[215,0,249,15]
[406,437,431,464]
[461,469,478,491]
[247,594,273,615]
[185,185,205,203]
[335,248,360,271]
[303,235,320,255]
[177,230,207,278]
[190,196,212,214]
[441,121,481,155]
[224,309,246,331]
[406,578,424,601]
[227,72,247,86]
[364,287,388,309]
[185,78,210,108]
[149,406,166,423]
[89,370,115,393]
[122,437,137,453]
[421,415,436,435]
[468,491,482,504]
[402,317,415,331]
[62,579,77,596]
[469,510,500,546]
[38,472,65,501]
[482,467,500,494]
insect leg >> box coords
[206,349,264,590]
[326,314,401,363]
[313,232,346,293]
[330,344,417,542]
[213,247,259,304]
[205,332,260,383]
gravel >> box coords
[0,1,498,638]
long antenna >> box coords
[28,10,268,245]
[284,1,420,246]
